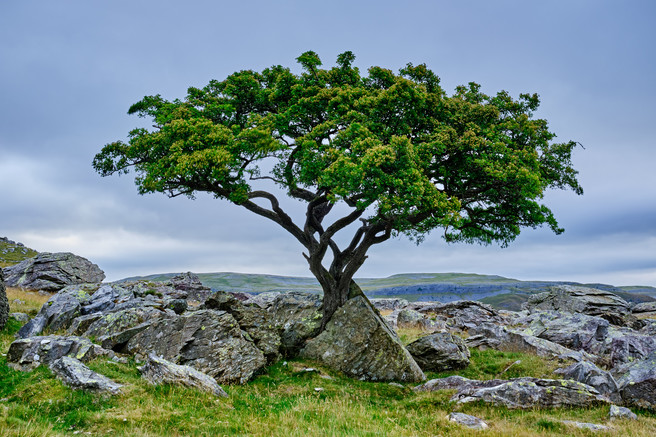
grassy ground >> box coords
[2,293,656,436]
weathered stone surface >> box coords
[555,360,620,403]
[81,307,164,350]
[616,351,656,410]
[6,335,112,371]
[300,296,425,382]
[81,284,134,315]
[139,354,227,397]
[560,420,610,431]
[50,356,122,394]
[10,312,30,323]
[169,272,213,302]
[126,309,266,384]
[605,326,656,368]
[370,298,408,311]
[17,284,97,338]
[3,252,105,292]
[525,285,633,326]
[447,412,488,430]
[413,300,508,332]
[269,292,323,358]
[632,301,656,318]
[396,309,445,332]
[414,375,509,393]
[0,269,8,330]
[454,378,609,409]
[406,332,470,372]
[610,405,638,420]
[243,291,282,310]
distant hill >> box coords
[119,271,656,310]
[0,237,38,267]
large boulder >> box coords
[406,332,470,372]
[524,285,634,327]
[555,361,621,403]
[616,351,656,410]
[396,309,446,332]
[632,301,656,318]
[126,309,267,384]
[300,296,425,382]
[3,252,105,292]
[7,335,112,371]
[0,269,8,330]
[268,291,323,358]
[50,356,122,395]
[413,300,508,332]
[139,354,227,397]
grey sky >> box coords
[1,1,655,285]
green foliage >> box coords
[0,239,37,267]
[94,51,582,248]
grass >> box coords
[2,292,656,435]
[0,239,38,267]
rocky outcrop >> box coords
[300,296,425,382]
[632,301,656,318]
[126,309,267,384]
[50,356,122,394]
[370,298,408,311]
[555,360,620,403]
[7,335,112,371]
[524,285,634,326]
[268,292,323,357]
[413,300,508,332]
[616,351,656,410]
[139,354,227,397]
[395,309,445,332]
[406,332,470,372]
[3,252,105,292]
[0,269,8,330]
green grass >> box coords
[0,239,38,267]
[2,294,656,436]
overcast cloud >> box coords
[1,1,655,285]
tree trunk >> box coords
[319,279,371,330]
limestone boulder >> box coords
[632,301,656,318]
[616,351,656,410]
[7,335,112,371]
[0,269,8,330]
[413,300,508,332]
[139,354,227,397]
[50,356,122,394]
[268,291,322,358]
[447,412,488,430]
[126,309,266,384]
[3,252,105,292]
[555,360,621,403]
[396,309,446,332]
[406,332,470,372]
[524,285,634,326]
[300,296,425,382]
[370,298,408,311]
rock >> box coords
[81,284,134,315]
[396,309,445,332]
[17,284,97,338]
[10,312,30,323]
[605,326,656,368]
[609,405,638,420]
[370,298,408,311]
[454,378,609,409]
[126,309,266,384]
[0,269,8,330]
[244,291,282,310]
[300,296,425,382]
[632,301,656,318]
[50,356,122,394]
[3,252,105,292]
[560,420,610,431]
[80,307,164,351]
[6,335,112,371]
[269,292,323,358]
[139,354,227,397]
[524,285,634,326]
[406,332,470,372]
[414,375,509,393]
[169,272,213,302]
[616,351,656,410]
[555,361,621,403]
[447,412,488,430]
[413,300,507,332]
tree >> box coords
[93,51,582,326]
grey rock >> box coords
[17,284,97,338]
[370,298,408,311]
[447,412,488,430]
[139,354,227,397]
[605,326,656,368]
[525,285,634,326]
[0,269,8,330]
[396,309,445,332]
[3,252,105,292]
[406,332,470,372]
[413,300,507,332]
[7,335,112,371]
[414,375,519,393]
[632,301,656,318]
[50,356,122,394]
[82,284,134,315]
[616,351,656,410]
[300,296,425,382]
[169,272,213,302]
[269,291,323,358]
[560,420,610,431]
[610,404,638,420]
[454,378,609,409]
[555,360,620,403]
[126,309,266,384]
[245,291,282,310]
[10,312,30,323]
[82,307,164,350]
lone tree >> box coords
[94,51,582,325]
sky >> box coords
[1,1,655,286]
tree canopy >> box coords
[94,51,582,322]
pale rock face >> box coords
[138,354,227,397]
[6,335,113,371]
[50,356,122,394]
[406,332,470,372]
